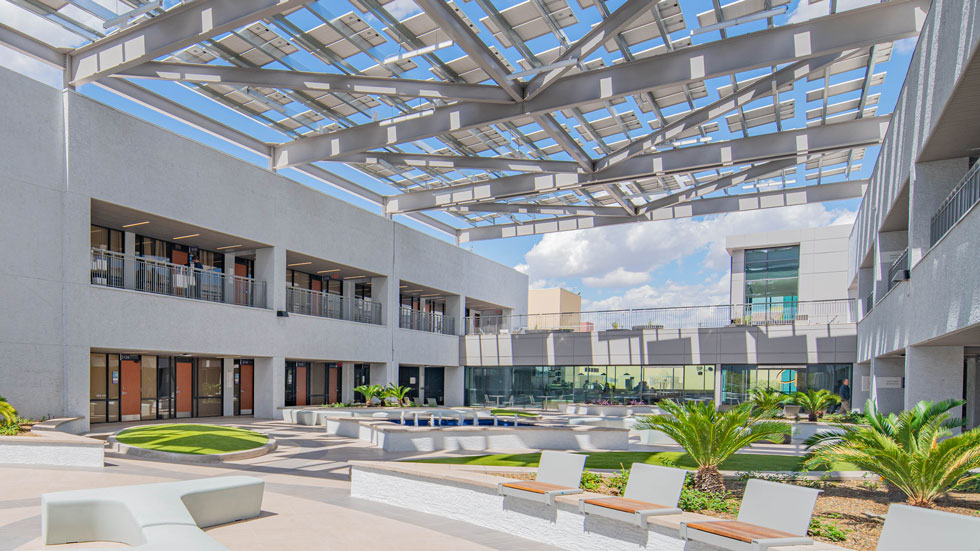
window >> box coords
[720,364,852,404]
[89,353,120,423]
[744,246,800,305]
[141,355,158,420]
[195,358,223,417]
[91,225,122,252]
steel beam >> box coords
[523,0,659,99]
[451,203,628,217]
[115,61,516,104]
[68,0,312,86]
[457,180,868,242]
[532,113,594,171]
[413,0,523,102]
[328,152,583,173]
[0,22,66,68]
[386,116,889,213]
[271,0,926,168]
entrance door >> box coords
[328,364,340,404]
[175,358,193,418]
[399,366,420,402]
[285,363,296,407]
[120,355,141,422]
[296,363,308,406]
[240,360,254,415]
[424,367,445,405]
[157,357,173,419]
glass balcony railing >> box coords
[285,286,382,325]
[399,307,456,335]
[931,160,980,246]
[465,299,856,335]
[90,248,267,308]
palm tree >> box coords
[382,384,412,406]
[804,399,980,507]
[792,389,840,422]
[353,384,384,406]
[633,400,790,492]
[0,396,16,425]
[747,387,790,417]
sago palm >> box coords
[747,387,790,417]
[353,384,384,406]
[792,389,840,422]
[383,384,412,406]
[804,399,980,507]
[634,400,789,492]
[0,396,16,425]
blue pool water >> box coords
[386,418,533,427]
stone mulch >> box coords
[492,471,980,551]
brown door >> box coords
[240,362,253,413]
[171,250,189,296]
[296,365,308,406]
[328,366,339,404]
[121,357,141,420]
[176,359,193,417]
[234,262,248,304]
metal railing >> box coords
[931,160,980,246]
[91,249,267,308]
[464,299,855,335]
[399,307,456,335]
[285,286,382,325]
[886,248,909,293]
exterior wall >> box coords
[0,65,527,428]
[727,225,852,305]
[528,288,582,315]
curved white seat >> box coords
[41,475,264,550]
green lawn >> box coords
[408,451,857,472]
[115,424,269,455]
[490,409,539,418]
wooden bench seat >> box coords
[582,497,673,514]
[500,481,573,494]
[684,520,798,543]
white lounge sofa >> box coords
[680,478,820,551]
[497,450,585,505]
[579,463,686,527]
[41,475,264,550]
[876,503,980,551]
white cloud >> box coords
[894,37,918,55]
[385,0,422,19]
[582,267,650,289]
[787,0,879,24]
[584,274,731,310]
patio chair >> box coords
[579,464,686,527]
[498,451,586,505]
[876,503,980,551]
[680,479,820,551]
[426,398,438,407]
[412,397,422,407]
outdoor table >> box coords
[489,394,505,406]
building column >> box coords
[909,158,970,267]
[123,231,136,290]
[445,366,464,406]
[870,357,905,414]
[254,247,285,312]
[341,363,354,403]
[342,279,356,320]
[222,358,235,416]
[370,276,390,326]
[875,230,907,300]
[223,252,236,304]
[446,295,465,336]
[371,361,396,388]
[905,345,964,411]
[713,364,724,406]
[253,356,284,419]
[965,357,980,430]
[851,362,872,412]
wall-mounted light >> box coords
[173,234,200,240]
[287,261,312,267]
[123,221,150,228]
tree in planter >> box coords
[0,396,16,425]
[353,384,384,406]
[804,399,980,507]
[633,400,790,493]
[792,389,840,422]
[382,384,412,406]
[747,387,791,417]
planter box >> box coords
[791,422,844,442]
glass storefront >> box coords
[720,363,851,404]
[464,365,716,406]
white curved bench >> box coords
[41,476,264,550]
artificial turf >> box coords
[114,424,269,455]
[489,409,540,417]
[408,451,857,472]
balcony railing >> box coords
[886,248,909,293]
[91,249,267,308]
[285,286,382,325]
[863,291,875,317]
[464,299,855,335]
[399,307,456,335]
[931,159,980,246]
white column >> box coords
[222,357,235,416]
[342,279,356,320]
[851,362,872,412]
[370,276,389,325]
[254,247,285,312]
[445,366,465,406]
[446,295,465,337]
[341,362,354,403]
[123,231,136,290]
[713,364,723,406]
[965,357,979,430]
[909,158,970,266]
[905,345,964,411]
[253,356,284,419]
[371,362,397,388]
[870,356,905,414]
[223,252,236,304]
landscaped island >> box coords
[114,424,269,455]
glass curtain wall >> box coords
[744,245,800,322]
[89,353,120,423]
[721,364,852,404]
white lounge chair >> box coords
[426,398,438,407]
[579,463,686,527]
[680,479,820,551]
[498,451,585,505]
[42,476,263,550]
[876,503,980,551]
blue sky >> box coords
[0,0,916,309]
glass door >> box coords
[157,357,174,419]
[423,367,445,405]
[285,362,297,407]
[399,366,420,402]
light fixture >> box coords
[399,285,408,288]
[506,58,580,80]
[317,269,341,274]
[420,293,440,297]
[216,244,241,250]
[343,275,367,279]
[122,221,150,228]
[173,234,200,240]
[384,40,454,65]
[287,261,312,267]
[692,6,788,36]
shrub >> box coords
[792,389,841,422]
[353,384,384,406]
[381,383,412,406]
[580,470,602,491]
[808,518,850,542]
[0,396,16,425]
[747,388,790,417]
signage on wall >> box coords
[877,376,904,389]
[112,371,119,384]
[121,354,140,361]
[410,377,416,384]
[234,373,240,384]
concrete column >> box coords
[123,231,136,290]
[62,346,91,434]
[223,252,236,304]
[713,364,724,406]
[371,361,396,388]
[342,279,356,320]
[445,365,464,406]
[965,357,979,430]
[851,362,872,412]
[909,158,970,267]
[905,345,964,410]
[729,250,746,304]
[254,247,285,312]
[870,356,905,414]
[341,362,354,403]
[446,295,465,337]
[253,356,284,419]
[222,358,235,416]
[370,276,389,325]
[857,267,874,317]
